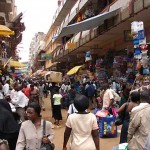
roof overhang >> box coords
[56,8,120,39]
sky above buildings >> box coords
[15,0,58,62]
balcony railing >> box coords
[51,0,78,27]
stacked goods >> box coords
[95,59,108,85]
[113,56,127,77]
[131,21,150,88]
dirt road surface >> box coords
[42,97,120,150]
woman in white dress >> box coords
[63,94,99,150]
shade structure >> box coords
[67,65,82,75]
[0,25,14,36]
[57,8,120,39]
[9,60,25,68]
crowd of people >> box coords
[0,75,149,150]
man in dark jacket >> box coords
[85,82,95,109]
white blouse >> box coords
[16,119,54,150]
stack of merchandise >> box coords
[95,59,108,85]
[113,56,127,78]
[131,21,150,88]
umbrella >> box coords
[67,65,83,75]
[9,60,25,68]
[0,25,14,36]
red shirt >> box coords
[22,87,31,98]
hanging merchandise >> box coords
[138,30,145,40]
[85,51,92,62]
[134,48,141,59]
[131,21,150,89]
[140,44,148,51]
[131,21,140,35]
[139,37,146,45]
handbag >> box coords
[40,120,55,150]
[115,103,128,126]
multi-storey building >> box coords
[0,0,25,61]
[45,0,150,75]
[0,0,15,25]
[29,32,46,72]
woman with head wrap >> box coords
[0,99,19,150]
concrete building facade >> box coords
[29,32,46,72]
[44,0,150,74]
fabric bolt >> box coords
[16,119,54,150]
[66,113,98,150]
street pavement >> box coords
[42,96,120,150]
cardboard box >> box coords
[45,71,62,83]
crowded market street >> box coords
[0,0,150,150]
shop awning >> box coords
[0,25,14,36]
[57,8,120,39]
[67,65,83,75]
[9,61,25,68]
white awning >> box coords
[57,8,120,39]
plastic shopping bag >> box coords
[99,116,117,138]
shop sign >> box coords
[41,53,52,60]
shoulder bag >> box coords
[40,120,55,150]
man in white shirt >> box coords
[3,80,10,96]
[11,85,29,122]
[132,87,150,112]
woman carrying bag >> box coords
[16,102,54,150]
[116,91,140,143]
